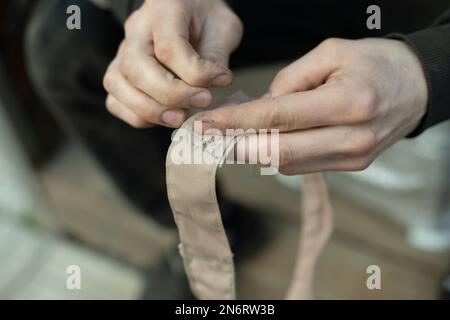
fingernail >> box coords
[161,109,185,127]
[190,91,212,108]
[212,74,232,87]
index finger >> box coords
[196,83,375,133]
[149,1,232,87]
[123,12,212,108]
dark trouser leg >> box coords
[25,0,255,236]
[26,0,176,226]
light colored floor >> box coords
[0,221,144,299]
[221,165,449,299]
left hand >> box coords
[103,0,243,129]
[196,38,428,175]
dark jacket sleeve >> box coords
[389,10,450,137]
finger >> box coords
[269,38,347,97]
[279,156,373,175]
[231,132,277,167]
[121,44,212,108]
[197,9,243,72]
[106,95,154,129]
[279,141,380,175]
[104,59,186,127]
[197,83,376,133]
[123,11,212,108]
[149,1,232,87]
[232,125,376,170]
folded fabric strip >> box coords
[166,93,334,300]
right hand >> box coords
[103,0,243,128]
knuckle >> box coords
[319,38,353,59]
[105,96,117,113]
[214,5,243,33]
[158,92,172,106]
[345,129,377,157]
[279,165,297,176]
[157,88,182,107]
[154,39,174,64]
[314,39,344,73]
[320,38,344,52]
[105,100,112,112]
[185,69,209,87]
[130,99,152,119]
[266,101,293,131]
[275,68,289,84]
[278,141,294,168]
[120,52,138,81]
[270,68,294,94]
[129,118,149,129]
[227,12,243,34]
[102,72,116,93]
[269,69,288,94]
[134,102,160,123]
[266,107,283,129]
[201,45,228,66]
[124,12,138,33]
[354,87,378,121]
[350,157,373,171]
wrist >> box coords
[396,40,429,136]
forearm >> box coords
[389,10,450,137]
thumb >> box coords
[197,10,243,72]
[269,39,342,97]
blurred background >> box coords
[1,0,450,299]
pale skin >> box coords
[103,0,429,175]
[103,0,243,128]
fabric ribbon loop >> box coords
[166,93,333,300]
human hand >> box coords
[103,0,243,128]
[197,38,428,175]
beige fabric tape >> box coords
[166,93,334,300]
